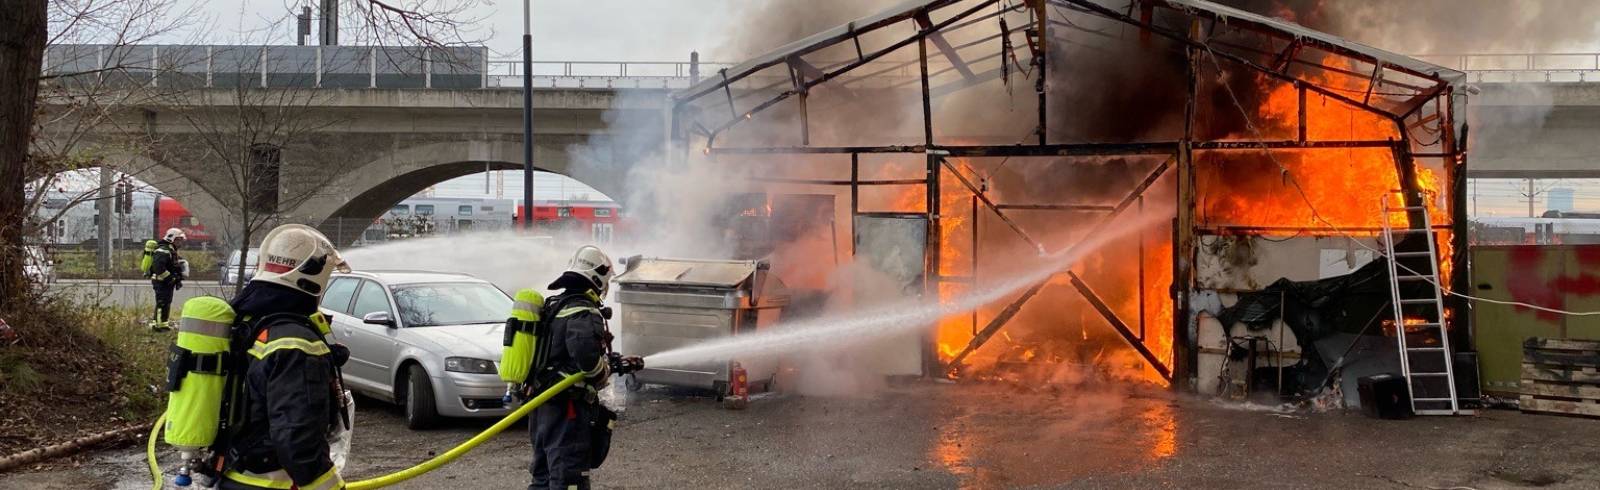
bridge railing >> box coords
[1411,53,1600,83]
[46,44,1600,90]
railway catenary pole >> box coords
[521,0,535,230]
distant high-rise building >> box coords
[1549,188,1575,213]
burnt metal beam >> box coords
[940,159,1044,252]
[915,12,978,81]
[676,0,969,103]
[1192,140,1398,150]
[751,177,926,186]
[698,0,1000,138]
[995,203,1115,212]
[711,145,926,155]
[1068,271,1174,381]
[947,280,1050,370]
[1136,0,1453,84]
[941,142,1180,157]
[942,157,1177,373]
[1053,0,1422,120]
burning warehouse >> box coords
[653,0,1467,407]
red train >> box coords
[155,196,214,244]
[513,200,623,244]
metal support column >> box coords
[919,33,942,377]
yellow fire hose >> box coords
[147,373,583,489]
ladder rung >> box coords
[1389,229,1431,234]
[1412,397,1458,402]
[1409,372,1451,377]
[1407,347,1447,352]
[1392,251,1433,257]
[1400,206,1428,211]
[1414,409,1471,416]
[1399,299,1438,305]
[1396,275,1437,282]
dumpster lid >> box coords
[616,257,763,288]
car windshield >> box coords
[392,282,512,327]
[229,250,260,267]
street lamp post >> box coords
[521,0,535,230]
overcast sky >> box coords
[170,0,741,62]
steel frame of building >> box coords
[666,0,1467,389]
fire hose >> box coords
[146,373,583,490]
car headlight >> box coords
[445,357,496,374]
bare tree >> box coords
[2,0,485,305]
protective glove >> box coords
[328,343,351,367]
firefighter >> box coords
[527,245,640,490]
[149,227,187,331]
[218,224,351,490]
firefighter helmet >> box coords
[562,246,613,296]
[252,224,350,297]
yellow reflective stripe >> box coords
[556,306,599,318]
[585,356,607,377]
[224,469,294,489]
[512,300,539,312]
[153,271,172,280]
[154,249,171,255]
[178,317,231,338]
[304,466,345,490]
[248,337,331,359]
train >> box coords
[513,200,623,244]
[33,190,622,247]
[1473,214,1600,245]
[32,190,211,248]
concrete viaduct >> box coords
[49,86,667,246]
[36,44,1597,247]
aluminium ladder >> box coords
[1379,191,1467,415]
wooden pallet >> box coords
[1521,338,1600,418]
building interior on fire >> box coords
[664,0,1466,401]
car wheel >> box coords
[404,364,440,430]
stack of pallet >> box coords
[1521,338,1600,417]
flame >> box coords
[1204,53,1455,302]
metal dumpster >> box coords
[615,257,788,394]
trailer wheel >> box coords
[712,381,727,403]
[624,373,642,393]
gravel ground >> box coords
[4,381,1599,489]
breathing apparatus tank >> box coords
[162,295,236,485]
[499,289,545,401]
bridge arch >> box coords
[301,139,625,245]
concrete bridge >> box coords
[39,45,1598,246]
[52,85,667,246]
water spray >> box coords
[644,211,1175,368]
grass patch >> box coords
[0,351,43,393]
[52,248,223,280]
[80,306,169,419]
[0,297,172,454]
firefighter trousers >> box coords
[529,391,596,490]
[152,281,176,323]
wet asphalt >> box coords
[4,380,1599,489]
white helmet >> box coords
[163,227,187,241]
[563,245,613,295]
[252,224,350,297]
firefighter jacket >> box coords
[222,285,346,490]
[149,241,184,284]
[536,291,610,389]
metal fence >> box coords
[1411,53,1600,83]
[45,44,1600,91]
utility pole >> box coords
[96,168,113,274]
[320,0,339,46]
[1523,178,1537,217]
[521,0,535,230]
